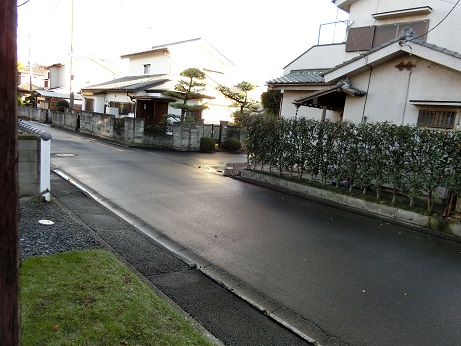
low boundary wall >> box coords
[18,107,244,151]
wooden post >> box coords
[0,0,19,344]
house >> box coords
[267,0,461,130]
[18,64,49,90]
[80,38,235,125]
[42,56,120,110]
[17,64,49,104]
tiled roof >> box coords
[121,38,202,58]
[35,89,83,100]
[82,74,170,92]
[19,64,48,76]
[18,83,40,91]
[266,69,326,85]
[293,80,366,104]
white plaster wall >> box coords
[284,44,347,73]
[103,92,131,103]
[345,57,412,124]
[49,66,65,89]
[405,58,461,124]
[347,0,461,53]
[126,52,171,76]
[73,59,117,90]
[343,56,461,125]
[93,96,105,113]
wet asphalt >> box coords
[46,172,311,345]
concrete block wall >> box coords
[79,112,114,138]
[51,110,77,130]
[18,107,48,122]
[20,106,223,151]
[18,136,39,198]
[172,121,204,151]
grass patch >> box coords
[20,249,212,345]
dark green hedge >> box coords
[242,115,461,213]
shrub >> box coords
[200,137,215,152]
[144,124,165,135]
[56,99,70,112]
[222,138,242,151]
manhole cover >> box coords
[56,153,75,157]
[38,219,55,225]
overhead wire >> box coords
[410,0,460,41]
[17,0,31,7]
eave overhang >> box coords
[323,39,461,83]
[293,79,366,110]
[372,6,432,20]
[410,100,461,107]
[135,95,177,102]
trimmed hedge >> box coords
[200,136,215,152]
[222,138,241,151]
[242,114,461,214]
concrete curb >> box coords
[240,169,461,243]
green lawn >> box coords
[20,249,213,345]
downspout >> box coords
[361,61,373,123]
[321,106,327,121]
[278,89,284,117]
[401,56,417,126]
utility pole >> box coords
[28,44,32,92]
[69,0,74,109]
[0,0,20,344]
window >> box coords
[345,21,428,52]
[417,109,456,129]
[109,101,135,115]
[144,64,151,74]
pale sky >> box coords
[17,0,349,86]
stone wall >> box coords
[18,106,243,151]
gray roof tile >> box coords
[267,69,326,85]
[82,74,170,92]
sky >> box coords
[17,0,349,87]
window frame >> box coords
[417,109,457,129]
[345,20,429,52]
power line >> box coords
[410,0,460,41]
[17,0,31,7]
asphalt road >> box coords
[31,122,461,345]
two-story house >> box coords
[37,56,119,110]
[80,38,235,125]
[267,0,461,130]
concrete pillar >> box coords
[39,133,51,202]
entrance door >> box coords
[136,100,169,126]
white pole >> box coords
[69,0,75,109]
[40,136,51,202]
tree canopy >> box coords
[261,89,282,116]
[165,68,213,122]
[217,81,259,122]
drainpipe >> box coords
[321,106,327,121]
[401,56,417,126]
[361,63,373,124]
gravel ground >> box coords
[19,199,105,260]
